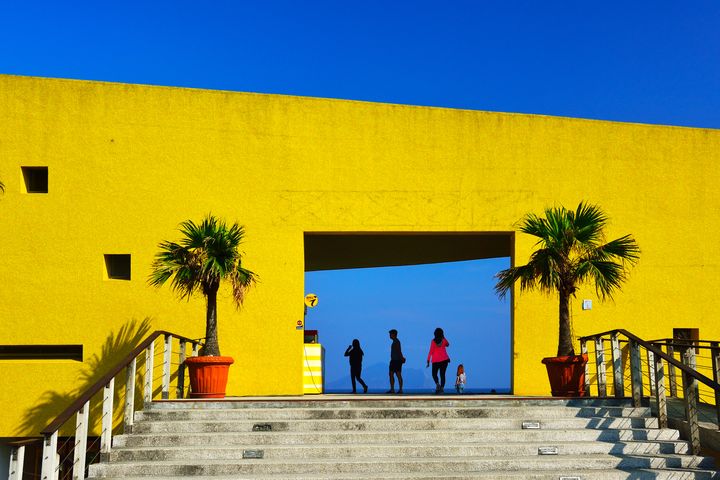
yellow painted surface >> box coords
[1,74,720,436]
[303,344,324,394]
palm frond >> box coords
[231,265,259,307]
[518,213,550,242]
[495,264,537,299]
[576,259,628,299]
[529,248,563,293]
[497,201,639,300]
[573,201,607,245]
[149,214,258,308]
[592,234,640,264]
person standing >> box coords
[344,339,368,394]
[426,327,450,393]
[387,329,404,394]
[455,364,466,394]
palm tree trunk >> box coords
[202,287,221,356]
[557,289,575,357]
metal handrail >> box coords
[579,328,720,456]
[15,330,203,480]
[41,330,199,435]
[578,329,720,391]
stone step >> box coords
[136,406,652,421]
[89,469,720,480]
[88,454,717,477]
[108,439,691,462]
[149,397,643,410]
[132,415,658,433]
[113,428,682,448]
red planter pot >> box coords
[541,354,588,397]
[184,356,234,399]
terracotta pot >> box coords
[541,354,588,397]
[184,356,234,399]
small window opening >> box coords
[21,167,49,193]
[0,345,83,361]
[105,254,131,280]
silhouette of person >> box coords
[387,329,404,394]
[426,327,450,393]
[344,339,368,394]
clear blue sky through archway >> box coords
[305,257,511,394]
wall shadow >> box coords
[17,317,153,437]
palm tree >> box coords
[149,215,258,356]
[495,202,640,357]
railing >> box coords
[579,329,720,455]
[7,331,201,480]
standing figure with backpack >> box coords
[387,329,404,394]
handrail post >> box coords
[124,357,136,434]
[8,445,25,480]
[653,352,668,428]
[72,400,90,480]
[580,340,590,396]
[101,378,115,459]
[685,345,700,404]
[594,336,607,397]
[629,339,643,408]
[144,338,155,404]
[647,349,656,396]
[610,333,624,397]
[177,339,187,399]
[667,343,677,397]
[682,349,701,455]
[162,334,172,400]
[711,341,720,430]
[41,431,58,480]
[190,342,200,396]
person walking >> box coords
[344,339,368,394]
[387,329,404,394]
[426,327,450,393]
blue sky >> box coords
[2,1,718,392]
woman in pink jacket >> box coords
[426,327,450,393]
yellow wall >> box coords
[1,74,719,436]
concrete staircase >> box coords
[88,396,719,479]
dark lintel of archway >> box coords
[304,232,512,272]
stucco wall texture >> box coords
[1,75,719,437]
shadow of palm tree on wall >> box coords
[17,317,153,437]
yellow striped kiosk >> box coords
[302,343,324,394]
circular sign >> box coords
[304,293,318,308]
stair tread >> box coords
[112,439,690,450]
[116,428,676,437]
[100,452,713,464]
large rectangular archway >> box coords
[303,232,514,394]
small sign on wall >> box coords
[304,293,318,307]
[582,299,592,310]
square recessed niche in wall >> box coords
[104,254,131,280]
[21,166,49,193]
